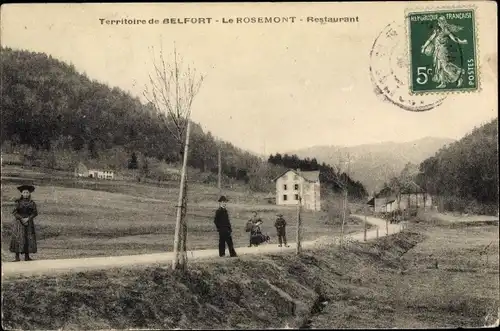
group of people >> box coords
[8,187,290,262]
[213,195,289,258]
[245,211,289,248]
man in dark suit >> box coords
[214,196,237,257]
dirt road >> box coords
[1,215,401,279]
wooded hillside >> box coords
[1,47,367,196]
[0,47,260,181]
[415,118,498,214]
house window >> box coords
[295,194,299,200]
[283,184,287,191]
[294,184,299,190]
[283,195,288,201]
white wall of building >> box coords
[275,171,321,211]
[276,171,303,206]
[88,169,115,180]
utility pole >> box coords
[364,205,367,241]
[386,214,389,235]
[340,152,351,248]
[296,170,303,255]
[218,148,222,194]
[296,195,302,254]
[384,170,388,214]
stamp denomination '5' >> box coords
[408,9,478,93]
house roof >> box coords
[273,169,320,182]
[301,170,320,182]
[374,181,426,198]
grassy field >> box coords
[1,165,364,260]
[2,215,498,329]
[308,217,499,328]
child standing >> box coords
[274,213,289,247]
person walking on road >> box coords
[275,213,289,247]
[10,184,38,262]
[214,196,237,257]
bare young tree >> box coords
[335,153,351,248]
[144,43,204,152]
[143,42,205,270]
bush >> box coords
[323,197,351,225]
[437,195,498,216]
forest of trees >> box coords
[268,153,368,199]
[415,118,498,214]
[0,47,262,184]
[377,118,498,215]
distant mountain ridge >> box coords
[286,137,455,193]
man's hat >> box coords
[17,184,35,193]
[218,195,228,202]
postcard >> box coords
[1,2,498,330]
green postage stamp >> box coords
[407,9,478,93]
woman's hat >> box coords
[17,184,35,193]
[218,195,228,202]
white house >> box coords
[384,199,397,213]
[368,181,433,213]
[273,169,321,211]
[88,169,115,180]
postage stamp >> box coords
[407,9,478,94]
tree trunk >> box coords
[172,121,191,270]
[340,189,347,247]
[364,207,367,241]
[179,178,188,267]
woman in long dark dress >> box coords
[250,220,270,246]
[10,184,38,261]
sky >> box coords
[1,2,497,155]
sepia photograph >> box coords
[1,2,498,329]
